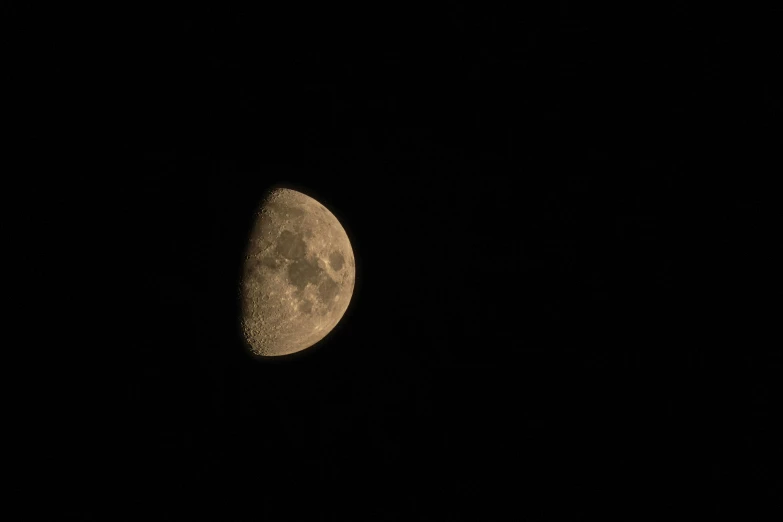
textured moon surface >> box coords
[240,188,355,357]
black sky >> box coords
[21,4,781,521]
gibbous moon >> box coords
[240,188,356,357]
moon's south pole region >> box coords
[240,188,356,357]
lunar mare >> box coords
[240,188,355,357]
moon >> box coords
[240,187,356,357]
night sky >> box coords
[22,4,780,521]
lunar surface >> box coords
[240,188,355,357]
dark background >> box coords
[20,3,781,521]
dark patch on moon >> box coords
[298,300,313,314]
[318,277,339,304]
[258,255,282,270]
[288,258,322,289]
[329,251,344,271]
[244,257,261,274]
[276,230,307,259]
